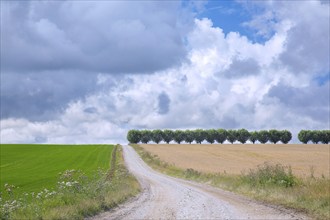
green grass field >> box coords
[0,144,113,196]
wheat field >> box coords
[139,144,330,177]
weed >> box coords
[184,168,201,178]
[242,162,297,187]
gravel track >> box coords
[92,145,308,220]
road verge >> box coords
[131,144,329,219]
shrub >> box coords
[184,168,201,178]
[243,163,297,187]
[257,130,269,144]
[215,129,227,144]
[237,129,250,144]
[206,129,217,144]
[162,130,174,144]
[151,130,163,144]
[127,130,141,144]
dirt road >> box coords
[93,145,307,220]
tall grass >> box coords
[0,145,140,220]
[131,144,330,219]
[242,162,297,187]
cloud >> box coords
[84,107,98,114]
[1,1,329,144]
[0,117,126,144]
[1,1,193,74]
[242,1,329,76]
[266,81,330,123]
[158,92,171,115]
[0,1,196,121]
[0,71,97,121]
[223,58,260,78]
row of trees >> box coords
[127,129,293,144]
[298,130,330,144]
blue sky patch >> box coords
[314,73,330,86]
[197,1,273,43]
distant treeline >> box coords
[298,130,330,144]
[127,129,295,144]
[127,129,330,144]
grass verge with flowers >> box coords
[131,144,330,219]
[0,145,140,219]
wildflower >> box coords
[36,192,43,199]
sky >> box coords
[1,0,329,144]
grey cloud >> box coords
[219,104,254,129]
[198,107,238,129]
[223,58,260,78]
[267,81,330,122]
[1,1,193,74]
[0,1,196,121]
[219,116,239,129]
[35,136,48,143]
[84,107,98,114]
[0,71,97,121]
[279,23,330,75]
[181,75,188,83]
[158,92,171,115]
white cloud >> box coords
[1,1,329,144]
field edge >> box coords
[131,144,330,219]
[1,145,141,220]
